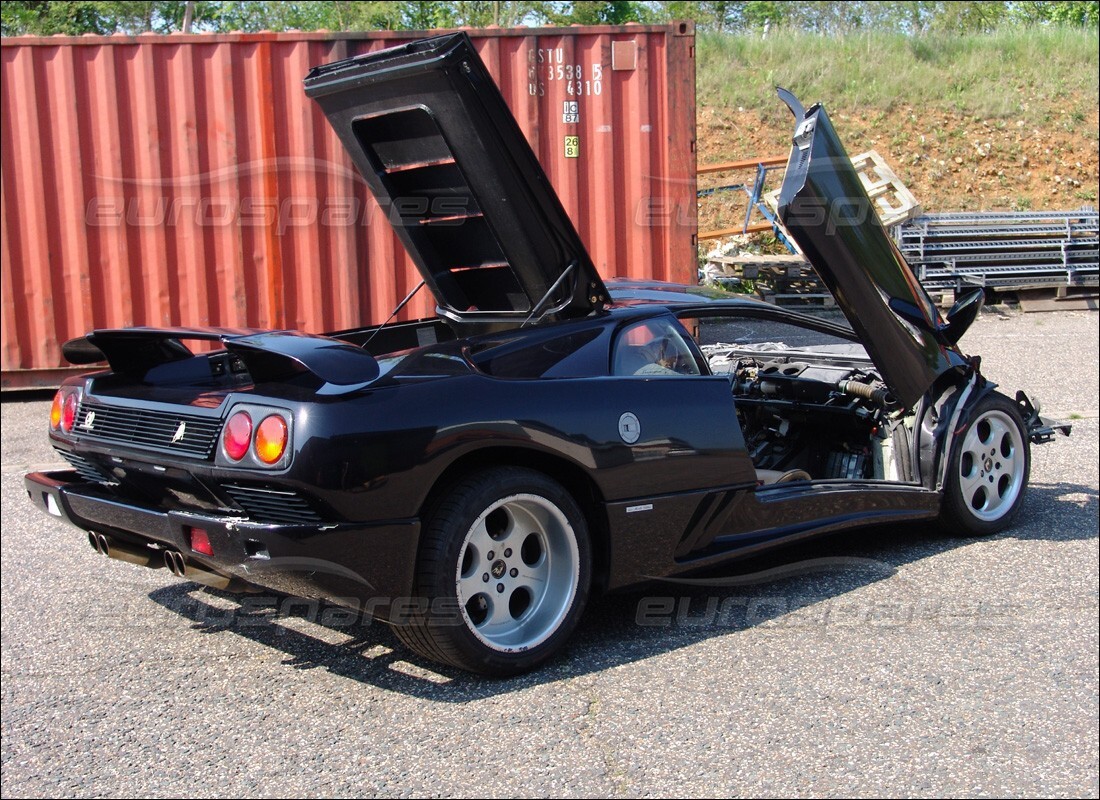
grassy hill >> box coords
[695,27,1099,222]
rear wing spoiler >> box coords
[62,328,380,392]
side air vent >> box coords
[58,450,116,485]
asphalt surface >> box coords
[2,308,1097,798]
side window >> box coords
[681,315,858,350]
[677,313,869,376]
[612,318,702,377]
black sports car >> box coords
[25,34,1070,676]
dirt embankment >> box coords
[696,103,1100,231]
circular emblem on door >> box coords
[618,412,641,444]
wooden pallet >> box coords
[704,245,974,310]
[706,252,826,306]
[851,151,923,228]
[1015,287,1100,312]
[706,253,809,279]
[761,149,922,229]
[756,289,836,308]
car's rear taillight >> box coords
[50,390,64,430]
[50,386,84,436]
[218,405,291,469]
[222,411,253,461]
[254,415,288,465]
[61,392,78,433]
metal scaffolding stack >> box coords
[893,209,1099,297]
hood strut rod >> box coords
[522,261,578,328]
[362,279,426,349]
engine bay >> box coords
[703,344,905,483]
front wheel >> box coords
[940,391,1031,535]
[393,467,591,676]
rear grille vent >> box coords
[59,450,116,485]
[75,402,221,459]
[221,484,323,525]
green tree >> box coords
[395,1,455,29]
[544,1,652,25]
[448,1,547,27]
[3,1,134,35]
[742,0,788,29]
[929,0,1008,32]
[1011,0,1099,26]
[4,0,1096,36]
[655,2,744,31]
[1,1,220,35]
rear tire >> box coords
[393,467,591,676]
[939,391,1030,535]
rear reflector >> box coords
[188,527,214,556]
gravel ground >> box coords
[2,308,1097,798]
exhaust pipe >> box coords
[163,549,185,575]
[161,548,240,592]
[85,531,249,592]
[88,531,164,568]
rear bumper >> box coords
[24,470,421,619]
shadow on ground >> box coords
[149,481,1096,701]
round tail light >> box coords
[254,415,288,465]
[61,392,78,433]
[222,411,253,461]
[50,390,64,430]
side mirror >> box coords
[942,286,984,345]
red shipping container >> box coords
[0,24,697,389]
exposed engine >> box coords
[707,348,900,481]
